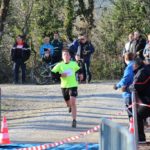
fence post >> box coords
[132,91,138,149]
[100,118,136,150]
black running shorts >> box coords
[61,87,78,101]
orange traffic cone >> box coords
[129,117,134,134]
[0,116,11,144]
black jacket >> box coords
[133,65,150,104]
[69,40,95,62]
[51,40,63,57]
[11,42,31,62]
[132,37,146,59]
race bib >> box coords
[63,69,73,76]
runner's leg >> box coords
[70,96,76,120]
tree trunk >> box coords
[77,0,95,36]
[0,0,10,42]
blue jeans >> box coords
[122,92,132,118]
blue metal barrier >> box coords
[100,118,136,150]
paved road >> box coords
[0,82,150,149]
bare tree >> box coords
[0,0,10,42]
[11,0,35,39]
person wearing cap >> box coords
[130,57,150,143]
[11,35,31,84]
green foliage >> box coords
[35,0,65,37]
[1,0,150,83]
[64,0,74,40]
[91,0,150,80]
[76,0,95,34]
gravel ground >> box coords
[0,82,150,149]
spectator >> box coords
[70,33,95,83]
[131,58,150,143]
[42,49,52,64]
[11,35,31,84]
[39,36,54,60]
[113,52,134,119]
[122,33,134,56]
[75,54,85,82]
[143,34,150,64]
[131,31,146,60]
[51,32,63,64]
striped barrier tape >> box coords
[127,102,150,109]
[15,103,150,149]
[114,102,150,119]
[17,125,100,150]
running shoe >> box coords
[69,107,71,113]
[72,120,77,128]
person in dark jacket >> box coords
[51,32,63,64]
[11,35,31,84]
[69,33,95,83]
[51,32,63,82]
[42,48,52,64]
[131,58,150,143]
[131,31,146,60]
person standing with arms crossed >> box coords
[11,35,31,84]
[51,49,83,128]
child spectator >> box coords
[75,54,85,82]
[42,48,52,64]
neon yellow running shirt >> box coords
[52,61,80,88]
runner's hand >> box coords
[79,74,83,81]
[113,84,118,90]
[61,73,67,77]
[121,86,126,92]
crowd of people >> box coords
[10,32,95,85]
[114,31,150,144]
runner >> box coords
[51,49,83,128]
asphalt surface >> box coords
[0,82,150,149]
